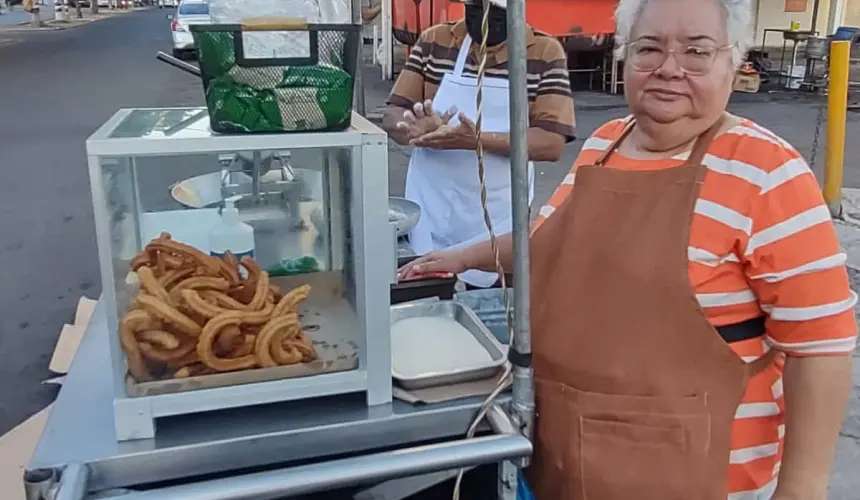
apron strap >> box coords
[453,34,472,78]
[594,117,635,166]
[687,112,728,165]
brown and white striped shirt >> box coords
[387,20,576,141]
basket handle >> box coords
[240,17,308,31]
[233,20,319,68]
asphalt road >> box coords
[0,8,210,435]
[1,8,860,497]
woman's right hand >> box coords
[396,100,457,142]
[398,250,470,281]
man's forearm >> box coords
[774,354,853,499]
[482,128,564,162]
[461,231,517,273]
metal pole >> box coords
[353,0,367,115]
[823,40,850,218]
[810,0,821,32]
[505,0,535,462]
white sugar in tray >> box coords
[390,301,506,389]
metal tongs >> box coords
[156,51,202,77]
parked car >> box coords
[54,0,90,9]
[169,0,210,59]
[159,0,176,8]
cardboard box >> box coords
[733,71,762,93]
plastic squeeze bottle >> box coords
[209,197,255,259]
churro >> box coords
[136,293,202,338]
[168,276,230,303]
[273,284,312,317]
[147,237,220,275]
[248,271,270,311]
[197,313,259,371]
[139,338,196,362]
[255,313,299,368]
[137,266,172,304]
[137,329,180,350]
[120,309,154,382]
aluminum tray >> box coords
[390,300,506,390]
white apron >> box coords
[405,35,535,288]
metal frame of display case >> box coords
[86,109,395,441]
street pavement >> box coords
[1,8,860,497]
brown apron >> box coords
[528,115,776,500]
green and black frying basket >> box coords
[190,19,360,134]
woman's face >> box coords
[623,0,735,124]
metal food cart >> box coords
[23,0,536,496]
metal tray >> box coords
[390,300,506,390]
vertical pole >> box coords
[353,0,367,115]
[810,0,821,33]
[506,0,535,463]
[823,40,850,218]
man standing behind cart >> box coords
[382,0,574,289]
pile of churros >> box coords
[120,233,315,382]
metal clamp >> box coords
[24,463,90,500]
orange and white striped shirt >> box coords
[536,117,858,498]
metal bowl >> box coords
[389,197,420,237]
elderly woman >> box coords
[399,0,857,498]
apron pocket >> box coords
[577,411,709,500]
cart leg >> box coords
[498,461,518,500]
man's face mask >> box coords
[464,3,507,46]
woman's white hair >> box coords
[614,0,753,67]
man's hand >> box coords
[396,100,456,142]
[411,113,479,150]
[398,250,469,281]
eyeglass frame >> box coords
[624,40,736,76]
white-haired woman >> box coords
[399,0,857,498]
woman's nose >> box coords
[654,51,685,79]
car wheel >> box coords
[172,49,184,60]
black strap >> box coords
[508,349,532,368]
[716,316,766,344]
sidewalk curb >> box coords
[0,8,138,32]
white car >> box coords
[169,0,210,58]
[159,0,176,8]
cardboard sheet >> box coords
[48,324,86,375]
[0,405,54,500]
[48,296,97,375]
[393,371,511,404]
[74,296,97,327]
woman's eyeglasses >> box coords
[626,41,734,75]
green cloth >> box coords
[267,256,321,277]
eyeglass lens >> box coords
[629,43,718,74]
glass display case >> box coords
[87,108,394,441]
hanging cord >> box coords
[451,0,517,497]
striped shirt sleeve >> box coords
[387,30,432,109]
[529,38,575,141]
[742,142,858,356]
